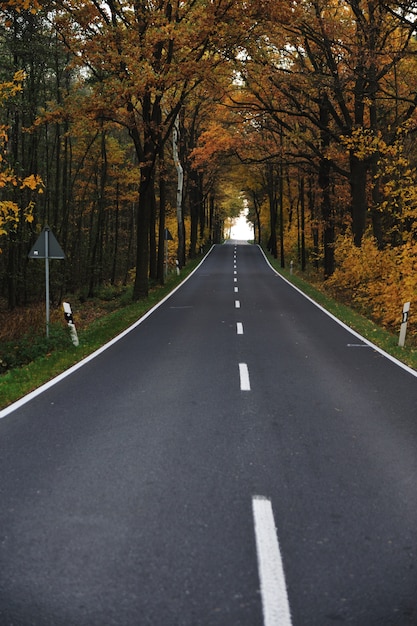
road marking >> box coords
[347,343,370,348]
[234,277,237,282]
[252,496,292,626]
[234,270,237,275]
[239,363,250,390]
[235,300,240,308]
[234,286,239,293]
[237,322,244,335]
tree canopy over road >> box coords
[1,0,417,335]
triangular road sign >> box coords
[28,226,65,259]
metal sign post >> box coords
[28,226,65,338]
[44,228,50,337]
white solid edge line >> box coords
[252,496,292,626]
[0,246,217,419]
[257,245,417,379]
[239,363,251,390]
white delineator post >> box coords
[399,301,410,347]
[173,113,184,268]
[63,302,79,347]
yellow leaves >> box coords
[342,125,417,235]
[0,62,42,253]
[0,199,36,248]
[21,174,44,192]
[0,70,26,100]
[0,137,43,248]
[373,127,417,231]
[0,170,43,192]
[326,234,417,334]
[0,201,20,238]
[340,128,381,161]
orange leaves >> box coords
[190,121,238,169]
[1,0,40,13]
[21,174,44,192]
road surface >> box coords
[1,243,417,625]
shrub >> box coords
[0,324,69,373]
[326,234,417,336]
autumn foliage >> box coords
[0,70,43,245]
[1,0,417,343]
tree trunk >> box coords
[188,168,200,258]
[299,176,306,271]
[279,162,285,268]
[131,93,158,300]
[252,192,262,245]
[319,94,335,277]
[319,156,334,278]
[133,162,153,300]
[149,175,157,281]
[266,165,278,258]
[349,152,368,247]
[173,114,185,268]
[370,154,384,248]
[88,132,107,297]
[308,175,320,270]
[157,146,166,283]
[111,183,120,285]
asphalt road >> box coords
[1,243,417,626]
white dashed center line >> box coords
[252,496,292,626]
[236,322,244,335]
[235,300,240,308]
[239,363,250,390]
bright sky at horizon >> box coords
[230,210,254,241]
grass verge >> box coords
[0,260,201,410]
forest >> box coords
[2,0,417,339]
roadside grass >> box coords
[266,253,417,371]
[0,260,201,410]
